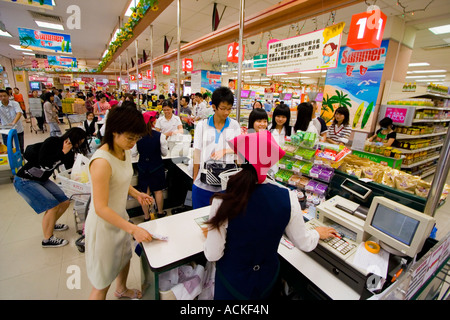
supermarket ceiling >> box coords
[0,0,449,84]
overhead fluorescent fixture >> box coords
[124,0,135,17]
[0,30,12,37]
[409,69,447,73]
[405,75,427,79]
[427,75,446,78]
[22,52,35,56]
[415,79,444,82]
[429,24,450,35]
[9,44,32,51]
[408,62,430,67]
[35,20,64,31]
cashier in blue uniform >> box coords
[204,131,338,300]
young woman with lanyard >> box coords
[326,106,352,146]
[204,131,338,300]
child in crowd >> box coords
[269,103,292,147]
[137,111,169,220]
[248,108,268,133]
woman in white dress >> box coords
[85,107,154,300]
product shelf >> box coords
[396,132,447,140]
[400,155,440,169]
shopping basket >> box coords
[57,169,91,202]
[66,114,86,129]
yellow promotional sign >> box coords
[323,22,346,44]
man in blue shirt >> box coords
[0,89,25,154]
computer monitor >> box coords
[364,196,435,258]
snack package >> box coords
[415,179,431,198]
[381,169,400,188]
[395,173,420,194]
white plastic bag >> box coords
[70,153,90,183]
[198,261,216,300]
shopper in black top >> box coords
[14,127,87,248]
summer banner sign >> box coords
[47,56,77,68]
[266,23,345,75]
[321,39,389,131]
[18,28,72,54]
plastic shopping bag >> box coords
[70,153,90,183]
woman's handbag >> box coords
[200,160,237,187]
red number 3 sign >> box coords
[347,7,387,50]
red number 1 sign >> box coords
[346,9,387,50]
[227,42,245,63]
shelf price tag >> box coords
[346,8,387,50]
[162,65,171,75]
[182,58,193,72]
[227,42,245,63]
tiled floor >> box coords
[0,118,449,300]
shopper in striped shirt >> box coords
[326,106,352,146]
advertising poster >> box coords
[266,23,345,75]
[191,70,222,95]
[321,39,389,131]
[18,28,72,54]
[47,56,77,68]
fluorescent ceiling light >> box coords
[9,44,32,51]
[408,62,430,67]
[35,20,64,31]
[409,69,447,73]
[429,24,450,35]
[22,52,35,56]
[415,79,444,82]
[124,0,135,17]
[0,30,12,37]
[427,75,446,78]
[405,76,427,78]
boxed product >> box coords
[283,144,297,157]
[288,174,302,187]
[274,169,293,183]
[308,165,334,182]
[300,162,314,175]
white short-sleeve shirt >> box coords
[193,116,241,192]
[155,114,182,135]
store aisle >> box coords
[0,118,449,299]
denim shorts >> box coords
[14,176,69,214]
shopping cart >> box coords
[57,168,91,252]
[0,127,24,181]
[65,113,86,129]
[28,98,47,134]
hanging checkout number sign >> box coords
[227,42,245,63]
[182,58,194,72]
[346,7,387,50]
[162,65,171,75]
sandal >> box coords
[114,288,142,300]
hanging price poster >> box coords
[47,56,77,68]
[266,23,345,75]
[18,28,72,53]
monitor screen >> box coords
[371,203,420,246]
[30,81,41,90]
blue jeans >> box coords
[14,176,69,214]
[192,184,217,209]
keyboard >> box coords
[306,220,358,257]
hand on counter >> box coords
[315,226,339,240]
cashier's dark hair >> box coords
[271,103,292,137]
[102,106,147,152]
[209,163,258,230]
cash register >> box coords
[304,193,436,297]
